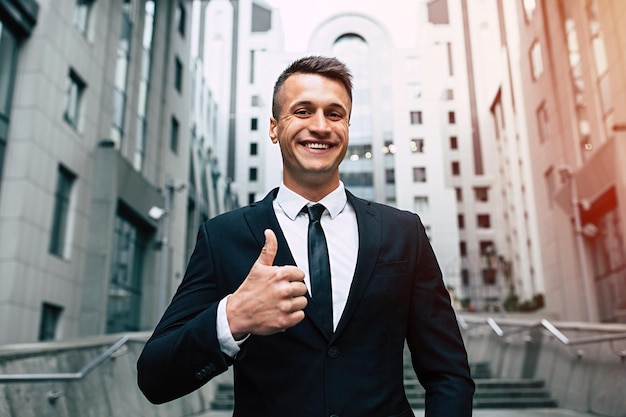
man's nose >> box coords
[309,111,331,134]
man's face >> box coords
[270,73,351,196]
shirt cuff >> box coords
[217,295,249,357]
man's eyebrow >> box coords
[289,100,348,113]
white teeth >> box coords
[306,143,329,149]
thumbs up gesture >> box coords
[226,229,308,339]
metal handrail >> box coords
[459,315,626,359]
[0,335,129,383]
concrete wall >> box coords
[461,314,626,417]
[0,333,225,417]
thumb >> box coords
[257,229,278,266]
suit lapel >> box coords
[333,191,381,339]
[243,189,296,267]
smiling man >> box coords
[137,56,474,417]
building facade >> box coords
[0,0,232,344]
[511,0,626,322]
[470,0,626,322]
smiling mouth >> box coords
[305,143,330,149]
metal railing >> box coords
[0,335,130,383]
[458,315,626,360]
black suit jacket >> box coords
[137,189,474,416]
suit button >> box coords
[327,346,339,359]
[194,371,204,380]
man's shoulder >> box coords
[204,189,277,227]
[347,191,417,219]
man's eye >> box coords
[295,109,310,116]
[328,112,343,120]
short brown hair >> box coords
[272,56,353,119]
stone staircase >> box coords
[211,382,235,410]
[403,359,558,409]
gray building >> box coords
[0,0,231,344]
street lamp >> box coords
[558,165,596,322]
[149,176,186,317]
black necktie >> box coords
[306,204,333,335]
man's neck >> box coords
[281,181,341,203]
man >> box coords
[137,56,474,416]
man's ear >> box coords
[269,117,278,143]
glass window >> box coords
[474,186,489,202]
[536,101,550,143]
[0,22,19,189]
[544,166,556,208]
[451,161,461,176]
[64,69,86,129]
[134,0,156,172]
[447,42,454,76]
[455,187,463,202]
[461,269,470,285]
[250,117,258,131]
[111,0,133,146]
[448,111,456,124]
[385,168,395,184]
[340,172,373,187]
[250,142,258,156]
[450,136,458,149]
[174,57,183,92]
[106,209,146,333]
[250,49,255,84]
[73,0,92,36]
[38,302,63,341]
[523,0,537,22]
[477,214,491,228]
[482,268,496,285]
[50,165,76,258]
[170,116,179,153]
[414,196,429,213]
[249,167,258,181]
[413,167,427,182]
[176,1,186,36]
[410,138,425,153]
[346,144,373,160]
[382,141,396,155]
[530,41,544,80]
[479,240,495,255]
[458,214,465,229]
[460,241,467,257]
[251,3,272,32]
[410,111,422,125]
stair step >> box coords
[473,397,559,408]
[475,378,547,388]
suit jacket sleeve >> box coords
[137,221,232,404]
[406,214,475,415]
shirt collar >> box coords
[276,182,348,220]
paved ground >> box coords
[199,408,602,417]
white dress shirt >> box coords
[217,182,359,356]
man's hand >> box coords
[226,229,308,340]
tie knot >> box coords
[306,203,326,222]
